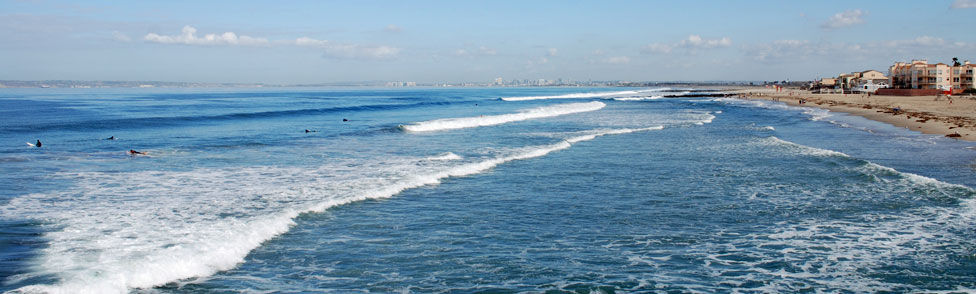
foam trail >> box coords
[759,136,975,193]
[613,96,663,101]
[500,88,668,101]
[3,127,663,294]
[715,98,832,121]
[426,152,462,161]
[401,101,605,132]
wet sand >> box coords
[729,87,976,142]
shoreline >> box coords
[726,87,976,142]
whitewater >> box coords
[1,87,974,293]
[400,101,605,132]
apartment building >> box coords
[951,61,975,90]
[889,60,952,90]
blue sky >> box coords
[1,0,975,84]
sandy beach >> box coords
[729,87,976,142]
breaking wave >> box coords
[0,127,663,294]
[500,88,668,101]
[400,102,605,132]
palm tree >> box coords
[953,57,961,66]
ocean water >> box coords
[0,87,975,293]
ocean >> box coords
[0,87,974,293]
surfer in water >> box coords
[106,136,116,140]
[27,140,42,147]
[127,149,146,155]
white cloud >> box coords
[454,46,496,56]
[821,9,866,29]
[527,57,549,66]
[603,56,631,64]
[679,35,732,49]
[112,31,131,42]
[144,26,269,46]
[745,36,975,62]
[641,35,730,54]
[640,43,673,54]
[143,26,400,60]
[951,0,976,8]
[384,24,402,33]
[295,37,400,60]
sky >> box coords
[1,0,975,84]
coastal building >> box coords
[818,78,837,88]
[853,79,889,93]
[888,60,952,90]
[817,70,888,93]
[951,60,975,90]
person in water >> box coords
[128,149,145,155]
[106,136,116,140]
[35,140,41,147]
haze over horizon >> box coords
[2,0,975,84]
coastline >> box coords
[728,87,976,142]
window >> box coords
[955,77,961,82]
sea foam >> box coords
[400,101,605,132]
[759,136,975,193]
[1,127,663,294]
[500,88,668,101]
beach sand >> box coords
[728,87,976,142]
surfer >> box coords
[128,149,146,155]
[305,129,317,133]
[106,136,116,140]
[343,118,349,122]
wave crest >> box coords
[401,102,605,132]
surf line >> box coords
[500,88,669,101]
[400,101,605,132]
[7,126,665,294]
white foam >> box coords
[715,98,833,121]
[1,127,664,294]
[759,136,975,193]
[500,88,668,101]
[613,96,663,101]
[425,152,462,161]
[400,101,605,132]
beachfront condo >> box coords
[889,60,962,90]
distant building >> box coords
[951,60,975,90]
[818,78,837,87]
[853,79,889,93]
[888,60,952,90]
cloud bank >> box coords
[144,26,270,46]
[821,10,866,29]
[641,35,732,54]
[144,26,399,60]
[951,0,976,8]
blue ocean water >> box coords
[1,87,975,293]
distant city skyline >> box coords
[2,0,975,84]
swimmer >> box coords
[127,149,146,155]
[106,136,116,140]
